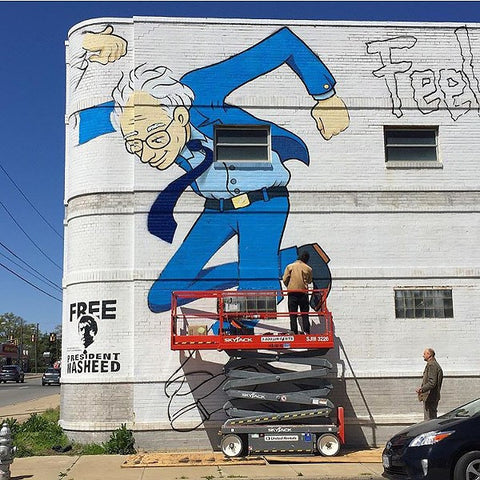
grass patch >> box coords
[5,408,70,457]
[71,442,106,455]
[4,408,135,457]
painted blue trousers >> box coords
[148,196,296,313]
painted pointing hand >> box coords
[82,25,127,64]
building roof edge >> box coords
[67,15,480,39]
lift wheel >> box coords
[221,434,244,457]
[317,433,341,456]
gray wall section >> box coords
[61,376,479,450]
[60,383,134,445]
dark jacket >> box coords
[419,358,443,404]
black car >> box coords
[383,398,480,480]
[42,367,61,386]
[0,364,25,383]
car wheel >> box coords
[16,379,19,383]
[454,451,480,480]
[221,434,244,457]
[317,433,341,456]
[21,378,24,383]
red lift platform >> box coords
[171,289,334,351]
[170,288,344,457]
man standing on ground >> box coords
[416,348,443,420]
[282,252,313,335]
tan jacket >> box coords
[282,260,312,291]
[418,358,443,403]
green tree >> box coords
[0,312,26,342]
[1,313,34,370]
[1,314,62,372]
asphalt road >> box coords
[0,376,59,407]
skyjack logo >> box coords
[224,337,253,343]
[240,392,266,399]
[267,426,292,433]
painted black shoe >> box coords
[297,243,331,311]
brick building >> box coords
[62,16,480,449]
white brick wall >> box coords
[63,17,480,448]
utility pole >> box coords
[36,324,38,373]
[20,318,24,370]
[49,333,57,365]
[17,318,24,368]
[31,324,39,373]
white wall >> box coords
[62,17,480,444]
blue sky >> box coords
[1,1,479,335]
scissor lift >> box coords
[170,289,344,457]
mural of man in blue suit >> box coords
[80,26,349,314]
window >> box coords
[384,127,441,168]
[215,125,270,163]
[223,295,276,313]
[394,289,453,318]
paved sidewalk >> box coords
[10,454,384,480]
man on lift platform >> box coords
[282,251,313,335]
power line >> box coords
[0,240,61,291]
[0,201,62,270]
[0,162,63,239]
[0,262,62,303]
[0,250,62,294]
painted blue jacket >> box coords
[79,27,336,166]
[181,26,336,166]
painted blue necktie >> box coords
[148,140,213,243]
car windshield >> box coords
[45,368,59,374]
[441,398,480,419]
[2,366,17,371]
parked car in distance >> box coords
[0,364,25,383]
[383,397,480,480]
[42,367,61,386]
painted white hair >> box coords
[111,63,194,129]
